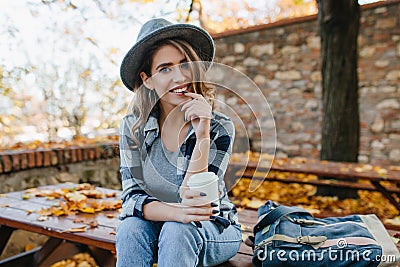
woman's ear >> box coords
[140,72,154,90]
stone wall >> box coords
[212,1,400,165]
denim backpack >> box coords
[252,200,400,267]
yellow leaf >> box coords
[52,209,65,216]
[22,194,31,200]
[25,244,36,252]
[79,207,95,213]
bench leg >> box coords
[88,246,116,267]
[0,226,14,256]
[36,239,82,267]
[372,181,400,211]
[0,246,41,267]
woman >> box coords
[117,18,241,267]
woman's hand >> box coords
[177,186,219,224]
[180,92,211,139]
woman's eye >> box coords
[159,67,171,73]
[181,62,189,69]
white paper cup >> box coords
[187,172,219,207]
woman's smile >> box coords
[169,83,190,95]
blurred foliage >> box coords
[232,178,399,222]
[0,0,380,148]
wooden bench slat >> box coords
[0,201,116,251]
[231,159,400,183]
[240,171,400,193]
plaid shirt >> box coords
[119,110,239,232]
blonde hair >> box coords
[127,39,215,143]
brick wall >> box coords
[0,143,121,193]
[212,1,400,165]
[0,143,119,174]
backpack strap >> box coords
[253,205,311,234]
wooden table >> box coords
[0,183,120,267]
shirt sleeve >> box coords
[208,115,235,182]
[208,115,240,232]
[119,115,157,220]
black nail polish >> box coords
[211,202,218,207]
[212,210,219,214]
[200,192,207,196]
[210,216,216,219]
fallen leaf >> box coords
[389,166,400,171]
[51,209,65,216]
[50,252,98,267]
[354,167,363,173]
[377,169,388,175]
[38,216,48,221]
[60,225,87,233]
[79,206,95,213]
[22,194,31,200]
[105,192,117,198]
[25,244,36,251]
[88,220,98,228]
[65,192,87,203]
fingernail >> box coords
[212,210,219,214]
[210,216,216,219]
[200,192,207,196]
[211,202,218,207]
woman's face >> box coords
[141,44,193,109]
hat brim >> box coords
[120,24,214,91]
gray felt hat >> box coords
[120,18,215,91]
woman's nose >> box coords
[172,65,186,83]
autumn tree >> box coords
[0,0,131,144]
[317,0,360,198]
[186,0,317,33]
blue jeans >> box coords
[116,217,242,267]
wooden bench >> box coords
[227,157,400,211]
[0,183,399,267]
